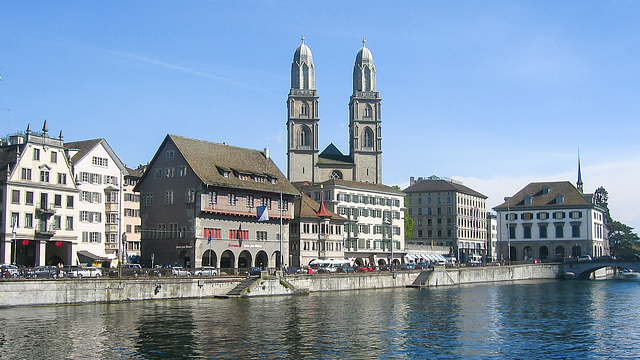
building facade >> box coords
[122,166,143,262]
[65,139,127,265]
[494,181,608,262]
[296,179,404,267]
[0,122,79,266]
[289,194,346,267]
[404,176,488,263]
[287,37,382,184]
[136,135,299,271]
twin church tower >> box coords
[287,36,382,184]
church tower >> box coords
[349,39,382,183]
[287,36,319,183]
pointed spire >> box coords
[26,123,31,134]
[59,130,63,141]
[315,186,331,218]
[42,119,49,136]
[577,151,584,193]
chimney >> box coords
[410,176,415,186]
[264,148,270,159]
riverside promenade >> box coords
[0,264,563,307]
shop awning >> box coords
[77,250,110,261]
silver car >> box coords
[192,266,218,277]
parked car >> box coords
[578,255,592,262]
[192,266,218,277]
[32,266,64,279]
[248,267,263,276]
[1,264,19,278]
[336,266,355,273]
[111,264,147,277]
[67,266,103,278]
[401,263,416,270]
[284,266,301,274]
[356,265,374,272]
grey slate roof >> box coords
[161,134,299,196]
[295,178,403,196]
[294,193,346,222]
[0,146,18,170]
[403,179,487,199]
[493,181,594,210]
[64,139,103,164]
[317,143,353,165]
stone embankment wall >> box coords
[0,264,562,307]
[0,277,239,307]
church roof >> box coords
[296,179,403,196]
[355,39,374,65]
[317,143,353,165]
[293,36,313,64]
[493,181,595,210]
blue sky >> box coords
[2,1,640,229]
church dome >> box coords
[355,39,374,65]
[293,36,313,64]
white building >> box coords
[493,180,608,262]
[0,122,78,266]
[65,138,127,265]
[296,179,405,267]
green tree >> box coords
[393,185,413,240]
[595,186,640,256]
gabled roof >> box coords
[318,143,353,165]
[493,181,595,210]
[295,178,403,196]
[64,138,127,172]
[403,179,487,199]
[0,146,18,171]
[143,134,299,196]
[294,193,346,222]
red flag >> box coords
[55,241,62,247]
[22,240,29,245]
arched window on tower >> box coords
[330,170,343,180]
[299,126,311,148]
[364,104,372,118]
[301,103,308,116]
[364,67,371,92]
[363,127,374,149]
[302,64,309,89]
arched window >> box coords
[302,64,309,89]
[301,103,308,116]
[364,67,371,91]
[364,104,372,118]
[363,127,374,149]
[330,170,342,180]
[299,126,311,147]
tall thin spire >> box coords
[577,151,583,193]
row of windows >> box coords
[80,211,102,223]
[508,223,581,239]
[336,193,401,207]
[124,193,140,202]
[298,223,343,235]
[415,228,487,239]
[337,207,401,220]
[92,156,109,167]
[33,148,60,163]
[10,212,73,231]
[343,239,400,250]
[79,172,118,185]
[81,231,101,243]
[21,168,67,185]
[125,224,142,234]
[145,190,290,211]
[505,211,583,221]
[343,223,401,236]
[301,241,343,252]
[8,190,74,209]
[124,208,140,217]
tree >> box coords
[595,186,640,256]
[608,220,640,257]
[393,185,413,240]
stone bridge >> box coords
[561,260,640,279]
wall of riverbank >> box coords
[0,264,564,307]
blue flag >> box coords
[257,206,269,222]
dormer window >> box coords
[542,186,550,194]
[556,194,565,204]
[524,196,533,205]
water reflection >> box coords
[1,279,640,359]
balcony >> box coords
[35,223,56,237]
[36,203,56,216]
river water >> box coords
[2,277,639,359]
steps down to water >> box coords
[407,270,433,288]
[224,276,260,297]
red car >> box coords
[356,266,374,272]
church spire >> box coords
[577,151,584,193]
